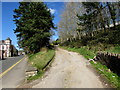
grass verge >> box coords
[27,49,55,81]
[61,46,120,89]
[61,46,95,59]
[106,45,120,54]
[88,44,120,54]
[90,61,120,89]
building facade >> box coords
[0,38,18,59]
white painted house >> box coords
[0,38,18,59]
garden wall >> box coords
[94,52,120,75]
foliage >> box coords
[27,70,45,81]
[58,2,120,43]
[60,26,120,48]
[106,45,120,54]
[28,49,55,71]
[52,39,60,45]
[28,49,55,80]
[58,2,84,42]
[13,2,54,54]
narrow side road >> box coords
[1,56,27,88]
[33,48,109,88]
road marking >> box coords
[0,57,25,78]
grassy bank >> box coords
[27,49,55,80]
[61,46,120,89]
[62,46,95,59]
[86,44,120,54]
[106,45,120,54]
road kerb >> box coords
[0,57,25,78]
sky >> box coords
[2,2,64,50]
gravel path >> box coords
[32,48,107,88]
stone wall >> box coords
[94,52,120,76]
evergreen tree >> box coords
[106,2,118,28]
[13,2,54,53]
[77,2,109,33]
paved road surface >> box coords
[0,56,27,88]
[0,55,24,73]
[32,48,109,88]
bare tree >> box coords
[58,2,84,42]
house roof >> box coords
[0,40,4,44]
[6,37,11,40]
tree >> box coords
[58,2,84,42]
[106,2,119,28]
[58,2,119,45]
[13,2,54,53]
[77,2,106,32]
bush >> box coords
[60,25,120,49]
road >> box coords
[0,56,27,88]
[32,48,109,88]
[1,55,24,73]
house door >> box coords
[1,51,4,60]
